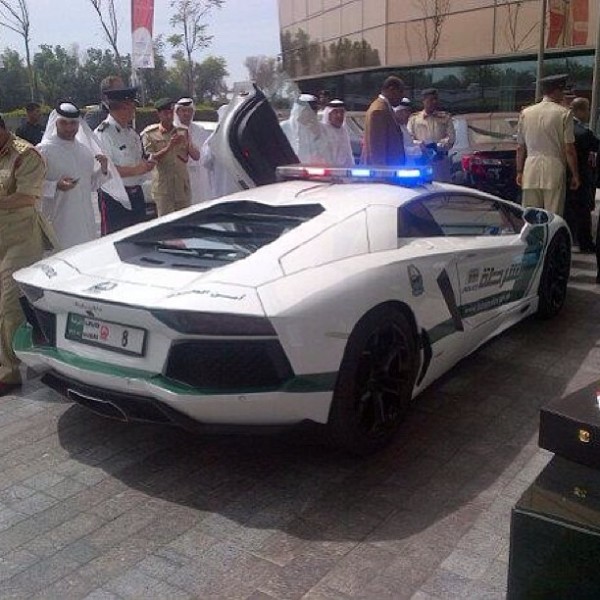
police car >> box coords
[13,83,571,454]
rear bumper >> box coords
[43,371,313,434]
[15,324,334,426]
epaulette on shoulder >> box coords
[12,136,34,154]
[142,123,160,134]
[436,111,451,118]
[96,121,110,132]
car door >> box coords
[396,193,469,385]
[419,192,532,331]
[208,82,299,190]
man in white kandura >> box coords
[281,94,329,164]
[320,99,354,167]
[37,102,110,248]
[173,97,211,204]
[201,104,239,199]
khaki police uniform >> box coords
[517,98,575,215]
[141,124,191,216]
[408,110,455,182]
[0,135,57,384]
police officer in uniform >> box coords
[141,98,196,216]
[516,74,579,216]
[15,102,44,146]
[0,115,57,394]
[94,87,155,234]
[84,75,125,131]
[408,88,455,182]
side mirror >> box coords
[523,207,549,225]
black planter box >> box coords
[508,456,600,599]
[539,382,600,469]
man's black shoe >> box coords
[0,382,21,397]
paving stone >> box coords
[81,590,122,600]
[0,484,37,504]
[419,567,474,599]
[0,548,40,582]
[22,471,66,491]
[317,544,398,596]
[77,537,160,588]
[25,512,105,558]
[258,554,338,599]
[105,567,192,599]
[45,477,88,500]
[29,572,98,600]
[1,548,81,596]
[136,553,186,580]
[440,548,495,580]
[11,491,59,516]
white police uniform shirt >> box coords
[94,115,145,187]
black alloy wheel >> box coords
[537,229,571,319]
[328,306,418,455]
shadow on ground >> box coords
[54,285,600,551]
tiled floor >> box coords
[0,252,598,599]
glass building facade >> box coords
[277,0,597,112]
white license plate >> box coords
[65,313,146,356]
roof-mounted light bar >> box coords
[276,164,433,186]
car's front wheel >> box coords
[537,229,571,319]
[327,306,419,455]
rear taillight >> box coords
[461,153,503,177]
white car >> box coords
[13,83,571,454]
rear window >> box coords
[115,201,324,271]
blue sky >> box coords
[0,0,281,83]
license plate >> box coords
[65,313,146,356]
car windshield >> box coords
[466,116,518,145]
[115,201,324,270]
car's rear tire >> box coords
[537,229,571,319]
[327,305,419,456]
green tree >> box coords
[0,0,36,100]
[194,55,228,102]
[78,48,132,105]
[33,45,81,105]
[168,0,224,95]
[0,48,28,109]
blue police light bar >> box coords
[276,165,432,186]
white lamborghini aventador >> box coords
[13,83,571,454]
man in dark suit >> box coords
[564,97,598,255]
[361,76,405,166]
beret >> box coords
[154,98,174,111]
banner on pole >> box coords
[547,0,590,48]
[132,0,155,69]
